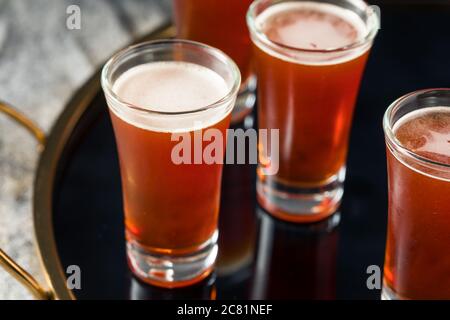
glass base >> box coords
[126,231,218,288]
[256,167,345,223]
[381,283,407,300]
[231,76,256,124]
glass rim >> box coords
[246,0,380,54]
[383,88,450,169]
[101,39,241,116]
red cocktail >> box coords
[173,0,255,122]
[383,89,450,300]
[101,40,240,288]
[247,0,379,222]
[173,0,253,82]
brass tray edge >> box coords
[33,23,175,300]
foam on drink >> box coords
[394,107,450,165]
[254,1,369,65]
[111,61,231,132]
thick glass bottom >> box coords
[381,283,403,300]
[126,231,218,288]
[256,167,345,223]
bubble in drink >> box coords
[113,61,228,113]
[112,61,230,132]
[257,2,366,50]
[394,107,450,165]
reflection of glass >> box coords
[101,40,240,288]
[217,115,257,277]
[251,208,340,299]
[215,115,257,299]
[173,0,256,123]
[247,0,380,222]
[130,274,216,300]
[382,89,450,300]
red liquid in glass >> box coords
[384,107,450,299]
[173,0,254,82]
[254,2,371,221]
[110,62,231,255]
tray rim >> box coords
[32,23,175,300]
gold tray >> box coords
[0,23,175,300]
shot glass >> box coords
[101,40,240,287]
[247,0,379,222]
[382,89,450,299]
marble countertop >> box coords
[0,0,170,299]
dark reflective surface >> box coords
[251,210,340,300]
[130,274,217,300]
[53,4,450,300]
[53,100,382,300]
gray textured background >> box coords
[0,0,170,300]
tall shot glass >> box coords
[101,40,240,287]
[247,0,380,222]
[382,89,450,299]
